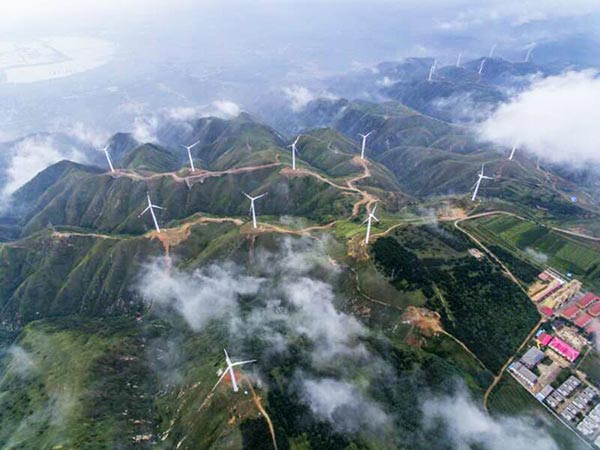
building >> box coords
[537,332,553,346]
[549,337,581,363]
[521,346,545,368]
[588,302,600,317]
[578,292,600,309]
[535,384,554,402]
[509,361,538,389]
[574,312,593,329]
[562,305,581,320]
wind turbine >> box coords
[509,141,519,160]
[456,52,462,67]
[489,45,496,58]
[97,143,115,173]
[243,192,266,229]
[471,165,493,201]
[288,136,301,170]
[478,58,487,75]
[213,349,256,393]
[181,140,201,172]
[359,131,373,160]
[363,204,380,244]
[139,193,163,233]
[524,43,536,63]
[428,59,437,81]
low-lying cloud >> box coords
[423,387,559,450]
[2,135,86,198]
[136,237,391,435]
[479,70,600,166]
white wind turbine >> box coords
[139,193,164,233]
[359,131,373,160]
[288,136,301,170]
[456,52,462,67]
[428,59,437,81]
[478,58,487,75]
[509,140,519,160]
[97,143,115,173]
[489,45,496,58]
[524,43,536,63]
[213,349,256,393]
[471,165,493,201]
[243,192,266,229]
[181,140,201,172]
[363,204,380,244]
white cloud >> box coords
[211,100,241,118]
[62,122,110,147]
[301,377,389,433]
[7,345,36,377]
[284,85,316,112]
[137,261,263,331]
[435,0,600,29]
[422,388,559,450]
[2,136,86,198]
[132,115,159,143]
[479,70,600,166]
[136,237,392,434]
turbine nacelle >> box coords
[139,193,164,233]
[214,348,257,393]
[359,131,373,160]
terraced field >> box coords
[465,214,600,290]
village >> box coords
[508,268,600,447]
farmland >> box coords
[463,214,600,290]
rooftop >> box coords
[537,332,553,346]
[549,337,580,362]
[562,305,580,320]
[575,312,593,328]
[578,292,599,309]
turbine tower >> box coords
[359,131,373,160]
[139,193,163,233]
[471,165,493,201]
[288,136,301,170]
[489,45,496,58]
[428,59,437,81]
[478,58,487,75]
[456,52,462,67]
[524,43,536,63]
[509,141,519,160]
[363,204,380,244]
[181,140,201,172]
[213,349,256,393]
[97,143,115,173]
[243,192,266,229]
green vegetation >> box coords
[372,225,540,373]
[464,214,600,290]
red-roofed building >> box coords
[585,320,600,335]
[549,337,580,362]
[541,307,554,317]
[562,305,580,320]
[589,302,600,317]
[578,293,599,309]
[575,313,593,328]
[537,332,553,346]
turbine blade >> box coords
[242,192,252,200]
[212,368,229,391]
[151,205,164,210]
[231,359,257,367]
[372,204,377,215]
[254,193,267,200]
[372,215,380,223]
[139,206,151,216]
[189,140,201,149]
